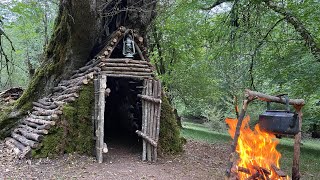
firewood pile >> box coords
[230,165,288,180]
[0,87,24,103]
[4,26,157,159]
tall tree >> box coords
[15,0,157,112]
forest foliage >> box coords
[1,0,319,135]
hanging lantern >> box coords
[122,35,136,58]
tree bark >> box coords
[263,0,320,62]
[15,0,157,110]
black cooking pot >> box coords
[258,95,299,135]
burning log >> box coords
[238,167,250,175]
[271,164,287,177]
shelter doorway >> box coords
[104,77,143,157]
[94,69,162,163]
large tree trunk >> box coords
[16,0,157,110]
[0,0,157,138]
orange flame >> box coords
[226,116,286,179]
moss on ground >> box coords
[159,94,184,154]
[32,83,95,158]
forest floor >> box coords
[0,139,229,180]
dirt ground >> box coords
[0,140,229,179]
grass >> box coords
[181,121,320,180]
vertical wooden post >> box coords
[147,79,153,161]
[292,107,303,180]
[141,80,147,161]
[93,77,99,139]
[96,74,106,163]
[151,80,158,161]
[153,80,162,161]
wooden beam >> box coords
[245,89,305,106]
[135,130,157,147]
[138,94,162,103]
[101,58,152,66]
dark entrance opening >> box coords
[104,77,143,157]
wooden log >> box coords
[17,125,48,135]
[32,106,63,115]
[102,74,150,79]
[101,58,152,66]
[52,93,79,102]
[103,143,108,153]
[61,97,76,103]
[52,86,67,92]
[102,63,149,68]
[119,26,126,33]
[147,80,153,161]
[103,71,152,76]
[22,120,51,130]
[25,117,56,126]
[245,171,262,180]
[245,89,305,106]
[238,167,250,175]
[60,76,88,87]
[94,78,99,138]
[5,137,31,158]
[76,59,101,74]
[135,130,157,147]
[11,132,38,148]
[134,41,146,61]
[226,99,251,178]
[29,113,58,120]
[32,101,58,110]
[5,138,21,155]
[138,94,161,103]
[151,80,158,161]
[141,80,147,161]
[15,128,44,142]
[101,66,152,72]
[31,110,62,116]
[96,74,106,163]
[71,67,101,79]
[292,108,303,180]
[253,166,271,176]
[271,164,287,177]
[37,98,54,106]
[59,86,81,95]
[154,81,162,161]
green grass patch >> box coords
[181,122,231,144]
[182,121,320,179]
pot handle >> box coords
[284,95,290,112]
[266,94,290,111]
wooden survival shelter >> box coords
[5,27,162,163]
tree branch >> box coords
[263,0,320,62]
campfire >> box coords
[225,89,305,180]
[226,116,289,180]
